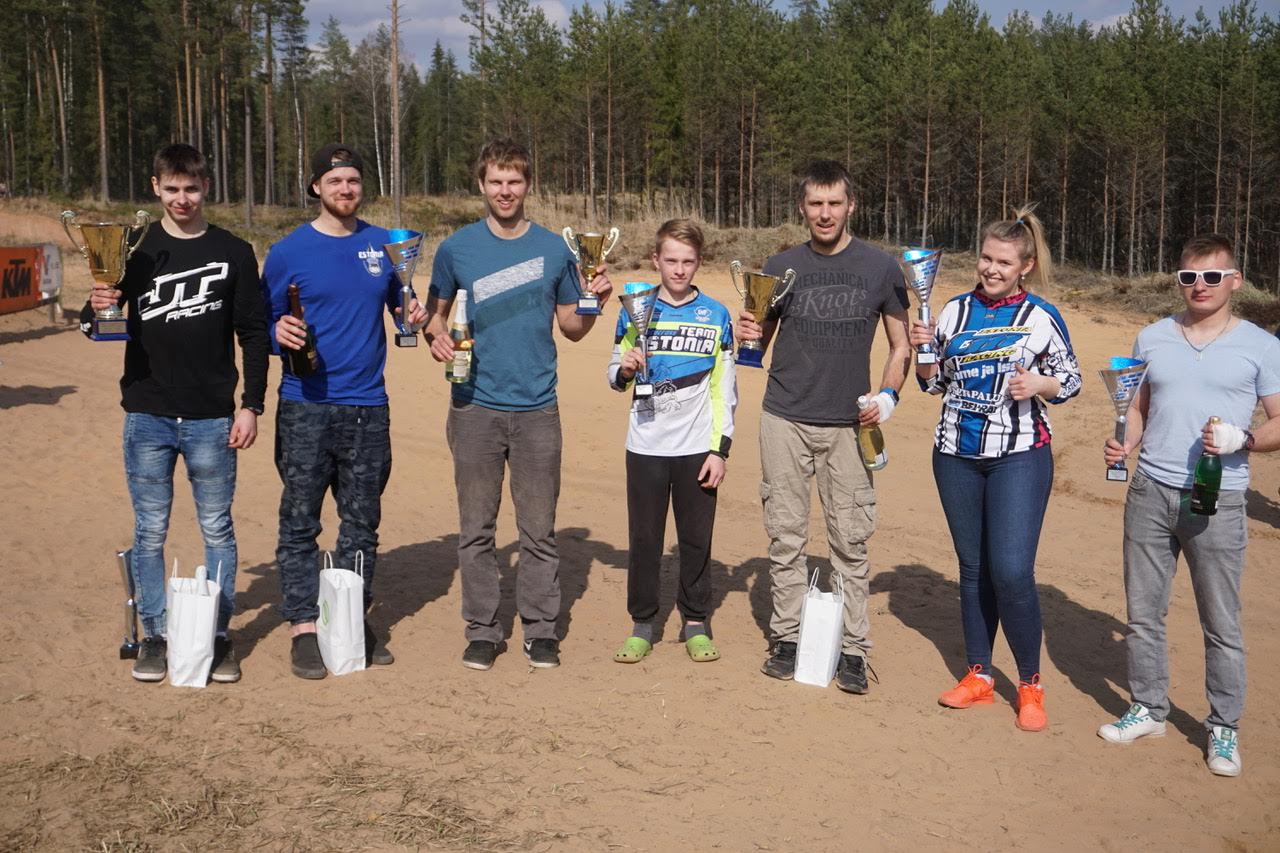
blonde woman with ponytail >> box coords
[908,205,1083,731]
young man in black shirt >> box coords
[83,144,269,684]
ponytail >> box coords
[980,204,1053,291]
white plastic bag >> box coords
[794,567,844,688]
[166,560,221,688]
[317,552,366,676]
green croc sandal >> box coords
[613,636,652,664]
[685,634,720,662]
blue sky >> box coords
[304,0,1275,71]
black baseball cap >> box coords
[308,143,364,198]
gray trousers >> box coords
[1122,469,1248,730]
[447,401,562,644]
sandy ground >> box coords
[1,203,1279,851]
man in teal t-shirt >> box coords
[425,138,614,671]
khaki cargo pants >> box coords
[759,410,876,657]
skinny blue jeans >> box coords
[932,444,1053,682]
[123,412,238,637]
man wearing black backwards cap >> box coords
[260,143,426,679]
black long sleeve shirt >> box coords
[80,222,269,418]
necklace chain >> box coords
[1178,314,1232,361]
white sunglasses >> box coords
[1176,269,1236,287]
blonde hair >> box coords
[980,204,1053,290]
[654,218,705,257]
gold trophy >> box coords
[562,226,619,315]
[61,209,151,341]
[730,260,795,368]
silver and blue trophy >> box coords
[1099,357,1148,482]
[384,228,424,348]
[619,281,660,398]
[903,248,941,365]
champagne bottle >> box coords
[446,290,473,384]
[286,283,318,377]
[857,395,888,471]
[1190,416,1223,516]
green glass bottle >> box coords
[1190,416,1222,516]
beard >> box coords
[320,193,361,219]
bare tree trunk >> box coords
[1127,148,1139,277]
[714,146,721,228]
[46,30,70,194]
[1101,151,1110,274]
[1000,138,1008,216]
[604,40,613,222]
[243,4,254,227]
[747,87,757,229]
[736,98,744,226]
[975,114,984,254]
[586,84,595,218]
[921,102,932,245]
[1156,129,1168,272]
[1058,132,1068,262]
[220,58,230,202]
[293,82,303,208]
[263,5,275,206]
[390,0,402,226]
[92,6,109,202]
[183,0,194,141]
[1212,79,1223,232]
[126,84,135,201]
[1242,93,1255,280]
[195,34,204,152]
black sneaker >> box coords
[291,633,327,680]
[462,640,499,671]
[523,638,560,668]
[835,653,869,694]
[210,636,241,683]
[131,636,167,682]
[760,641,797,680]
[365,622,394,666]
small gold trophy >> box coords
[562,226,620,315]
[730,260,795,368]
[61,209,151,341]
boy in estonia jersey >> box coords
[607,219,737,664]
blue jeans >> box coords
[123,412,238,637]
[932,445,1053,682]
[275,399,391,624]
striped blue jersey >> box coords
[919,289,1082,458]
[606,289,737,457]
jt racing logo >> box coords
[138,262,229,323]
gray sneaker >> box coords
[210,636,241,683]
[131,636,167,682]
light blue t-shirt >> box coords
[429,221,579,411]
[261,221,400,406]
[1135,317,1280,490]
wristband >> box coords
[880,387,900,404]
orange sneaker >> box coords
[938,665,995,709]
[1016,675,1047,732]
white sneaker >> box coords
[1207,726,1242,777]
[1098,703,1167,744]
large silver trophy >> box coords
[619,282,660,398]
[1099,357,1148,482]
[730,260,795,368]
[384,228,424,348]
[61,209,151,341]
[903,248,941,365]
[562,227,620,315]
[117,549,140,659]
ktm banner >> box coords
[0,244,62,317]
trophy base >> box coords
[92,317,130,341]
[735,347,765,368]
[119,640,140,660]
[634,382,654,398]
[1106,467,1129,482]
[576,298,601,315]
[917,351,938,365]
[394,333,418,348]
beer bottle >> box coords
[1190,416,1223,516]
[446,290,473,384]
[857,395,888,471]
[286,283,318,377]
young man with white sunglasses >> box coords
[1099,234,1280,777]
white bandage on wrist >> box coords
[871,391,896,424]
[1211,423,1247,455]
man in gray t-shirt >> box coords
[1099,234,1280,778]
[737,160,911,695]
